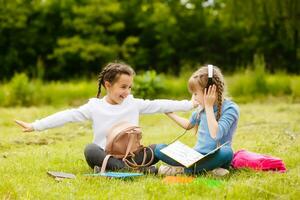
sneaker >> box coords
[138,165,158,175]
[211,168,229,177]
[158,165,184,176]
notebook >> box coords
[160,141,229,168]
[47,171,76,179]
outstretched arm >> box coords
[135,95,199,114]
[165,112,195,130]
[14,100,92,132]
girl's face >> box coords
[105,74,133,105]
[192,84,205,107]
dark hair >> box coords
[96,62,135,98]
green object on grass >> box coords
[193,177,223,188]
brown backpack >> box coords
[100,122,154,173]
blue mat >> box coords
[85,172,143,179]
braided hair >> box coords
[96,62,135,98]
[188,65,225,133]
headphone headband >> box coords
[206,64,214,89]
[208,64,213,78]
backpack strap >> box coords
[141,148,147,165]
[123,132,135,160]
[123,146,154,169]
[100,154,112,173]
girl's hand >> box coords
[204,85,217,108]
[14,120,34,132]
[165,112,174,116]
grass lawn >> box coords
[0,103,300,199]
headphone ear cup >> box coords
[206,77,213,89]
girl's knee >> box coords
[154,144,167,157]
[84,143,105,169]
[219,147,233,162]
[84,143,99,157]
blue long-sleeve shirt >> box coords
[189,99,239,154]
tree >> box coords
[219,0,299,72]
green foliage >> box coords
[51,36,118,62]
[0,0,298,80]
[252,55,268,94]
[0,66,300,106]
[291,77,300,100]
[40,81,96,105]
[221,0,299,72]
[0,85,5,106]
[36,56,45,80]
[228,55,294,101]
[158,74,190,99]
[121,36,139,62]
[7,73,36,106]
[47,0,123,78]
[229,55,269,97]
[1,69,300,107]
[1,75,96,107]
[133,71,165,99]
[268,74,292,96]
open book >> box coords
[160,141,229,168]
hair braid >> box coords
[213,75,224,121]
[96,67,110,98]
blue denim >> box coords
[154,143,233,174]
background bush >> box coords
[7,73,37,106]
[1,67,300,107]
[133,70,165,99]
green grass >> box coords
[1,102,300,199]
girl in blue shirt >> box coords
[155,65,239,176]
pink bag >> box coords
[231,150,286,172]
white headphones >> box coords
[208,64,213,78]
[206,64,214,88]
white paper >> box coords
[160,141,204,168]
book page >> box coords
[160,141,204,168]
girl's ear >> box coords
[104,81,111,89]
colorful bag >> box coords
[231,149,286,172]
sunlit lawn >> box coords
[0,102,300,199]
